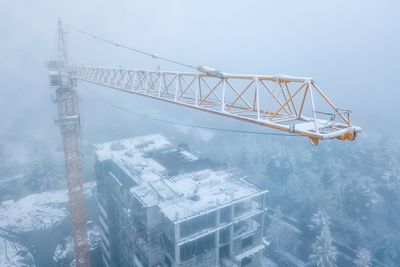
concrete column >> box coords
[175,223,180,266]
[229,204,234,257]
[261,194,266,238]
[215,210,220,266]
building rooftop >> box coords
[95,134,267,223]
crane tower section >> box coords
[48,18,91,267]
[55,74,90,266]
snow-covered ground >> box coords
[0,182,96,233]
[0,235,35,267]
[53,221,101,267]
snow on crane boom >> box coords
[56,21,361,145]
[63,65,361,145]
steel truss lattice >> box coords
[65,66,361,143]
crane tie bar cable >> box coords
[87,88,301,137]
[66,23,197,70]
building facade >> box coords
[95,134,267,267]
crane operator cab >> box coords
[48,71,74,89]
[47,60,75,89]
[47,60,60,88]
[48,70,60,88]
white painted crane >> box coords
[65,65,361,145]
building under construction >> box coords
[95,134,268,267]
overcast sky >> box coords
[0,0,399,166]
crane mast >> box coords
[48,19,90,267]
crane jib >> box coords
[56,66,361,145]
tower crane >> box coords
[48,19,361,267]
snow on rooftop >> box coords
[131,185,159,207]
[0,182,96,233]
[96,134,266,222]
[158,169,264,222]
[95,134,173,183]
[179,150,199,161]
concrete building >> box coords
[95,134,267,267]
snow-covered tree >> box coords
[354,248,372,267]
[266,206,285,250]
[22,157,64,192]
[344,174,378,219]
[309,224,337,267]
[382,166,400,224]
[271,206,283,225]
[266,206,298,252]
[310,209,330,230]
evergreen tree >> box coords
[22,157,64,192]
[271,206,283,224]
[309,224,337,267]
[266,206,284,249]
[354,248,372,267]
[266,206,298,251]
[310,208,330,230]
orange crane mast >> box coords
[48,19,90,267]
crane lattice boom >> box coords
[64,65,361,144]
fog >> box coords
[0,1,400,266]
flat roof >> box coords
[95,134,267,222]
